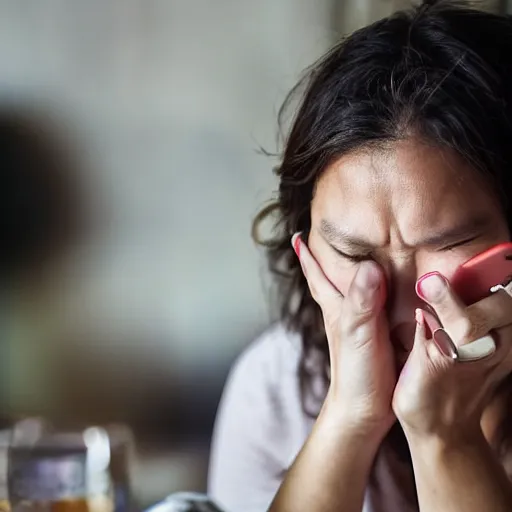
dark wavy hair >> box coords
[253,0,512,446]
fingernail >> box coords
[416,272,447,303]
[291,232,307,277]
[291,232,302,258]
[433,328,458,360]
[415,308,424,325]
[354,261,381,292]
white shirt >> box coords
[208,324,418,512]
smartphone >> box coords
[444,242,512,361]
[451,242,512,305]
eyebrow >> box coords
[319,215,492,251]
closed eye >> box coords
[441,236,480,252]
[331,245,371,262]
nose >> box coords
[385,259,423,330]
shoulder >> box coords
[208,324,309,509]
[230,322,302,385]
[219,323,305,427]
[213,323,309,447]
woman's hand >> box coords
[393,271,512,441]
[292,233,396,439]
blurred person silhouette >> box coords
[0,109,84,285]
[209,1,512,511]
[0,106,85,425]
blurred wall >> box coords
[0,0,338,502]
[0,0,336,431]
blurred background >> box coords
[0,0,507,508]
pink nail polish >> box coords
[433,328,458,360]
[293,234,302,258]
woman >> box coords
[209,1,512,511]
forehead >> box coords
[311,139,499,245]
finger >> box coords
[421,308,441,339]
[416,309,455,370]
[421,308,495,361]
[402,309,446,377]
[416,272,485,346]
[432,328,459,360]
[436,327,497,363]
[412,308,430,358]
[338,261,387,349]
[466,285,512,331]
[291,233,341,311]
[417,307,459,360]
[397,309,429,383]
[345,260,386,325]
[416,272,465,327]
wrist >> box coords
[312,406,383,480]
[404,423,486,457]
[321,391,391,447]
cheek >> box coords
[307,231,357,296]
[416,252,468,282]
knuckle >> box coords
[353,296,375,316]
[349,290,378,318]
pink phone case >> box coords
[451,242,512,305]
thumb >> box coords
[342,261,387,349]
[346,261,386,320]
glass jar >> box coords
[5,419,134,512]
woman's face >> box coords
[309,138,509,366]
